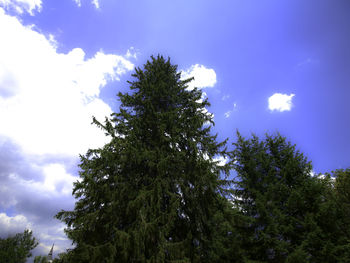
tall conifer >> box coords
[56,56,235,262]
[230,133,332,262]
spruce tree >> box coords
[320,169,350,262]
[56,56,236,262]
[230,132,336,262]
[333,168,350,237]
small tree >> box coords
[0,229,38,263]
[56,56,236,262]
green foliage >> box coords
[230,132,345,262]
[54,54,350,262]
[35,250,72,263]
[333,168,350,230]
[0,229,38,263]
[322,169,350,262]
[34,255,49,263]
[56,56,236,262]
[50,250,72,263]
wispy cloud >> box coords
[91,0,99,9]
[296,57,319,68]
[268,93,295,112]
[125,47,139,60]
[73,0,100,9]
[73,0,81,7]
[224,103,238,118]
[221,94,230,101]
[0,0,41,15]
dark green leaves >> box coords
[55,55,350,262]
[56,55,232,262]
[231,132,350,262]
[0,229,38,263]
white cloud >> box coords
[181,64,217,90]
[0,208,72,257]
[42,164,76,195]
[73,0,100,9]
[221,94,230,101]
[195,91,215,124]
[5,163,77,205]
[0,0,41,15]
[125,47,138,60]
[309,170,333,181]
[0,7,134,257]
[310,170,316,177]
[18,163,77,196]
[0,8,134,156]
[213,156,228,166]
[0,151,75,257]
[91,0,99,9]
[224,111,231,118]
[224,103,237,118]
[73,0,81,7]
[180,65,216,121]
[268,93,295,112]
[0,213,31,236]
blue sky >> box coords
[0,0,349,258]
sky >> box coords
[0,0,350,259]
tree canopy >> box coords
[230,132,350,262]
[0,229,38,263]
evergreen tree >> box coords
[230,132,337,262]
[320,169,350,262]
[56,56,237,262]
[0,229,38,263]
[34,255,49,263]
[333,168,350,237]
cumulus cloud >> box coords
[0,0,41,15]
[0,138,76,256]
[268,93,295,112]
[8,163,77,197]
[180,65,216,124]
[0,8,133,156]
[181,64,217,90]
[0,213,31,237]
[0,7,134,257]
